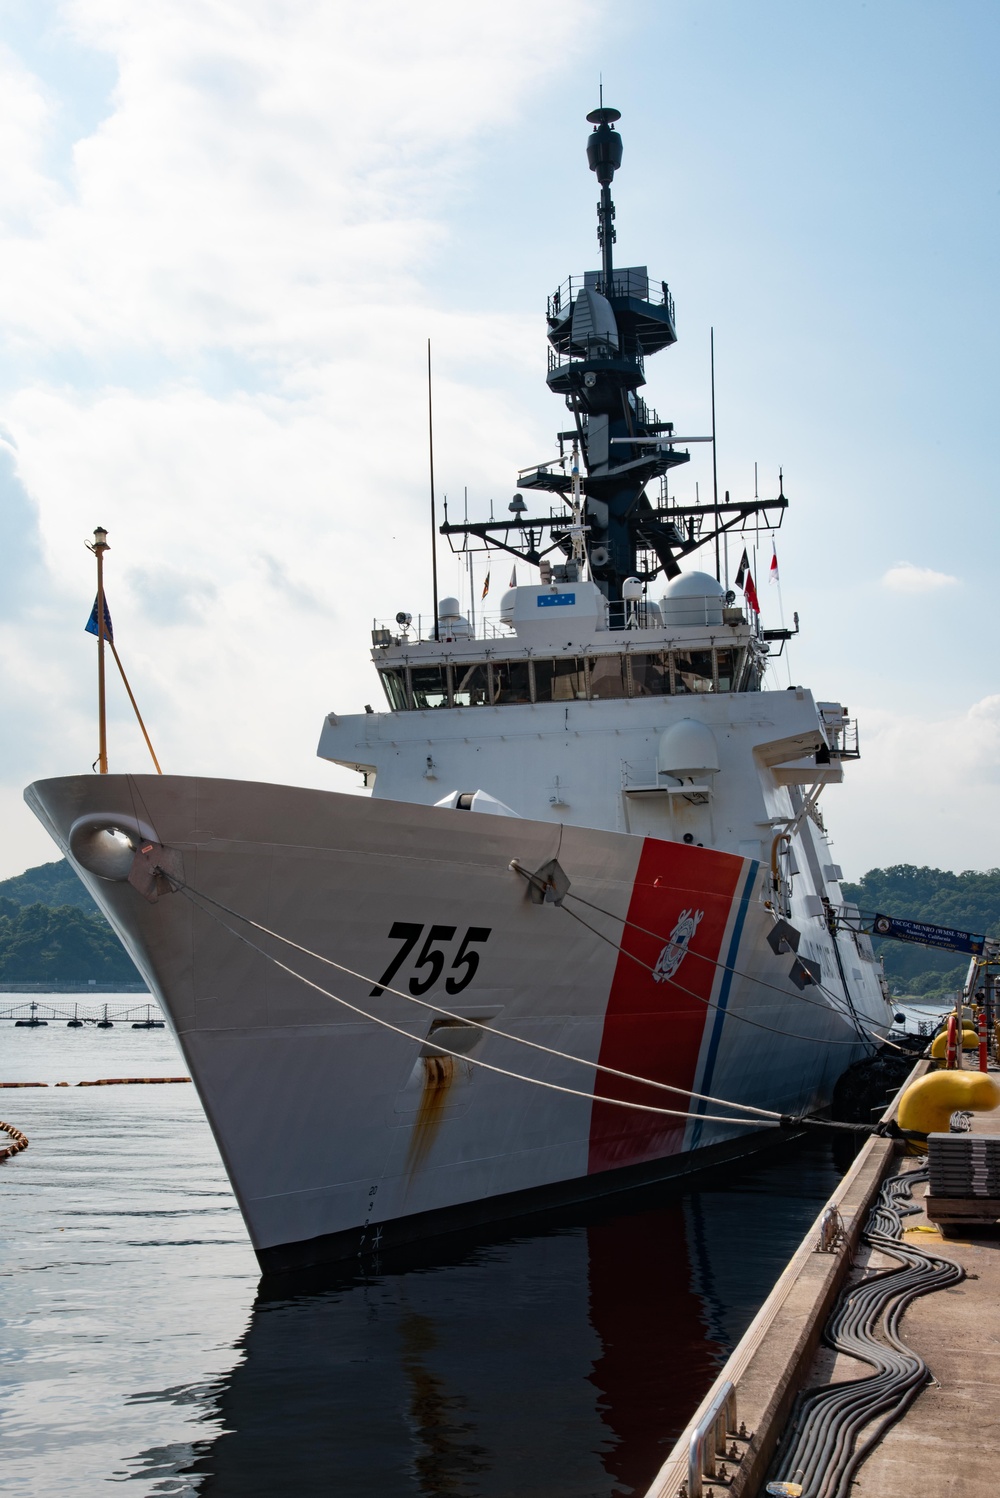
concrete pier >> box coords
[846,1099,1000,1498]
[643,1059,1000,1498]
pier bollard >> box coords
[898,1069,1000,1149]
[687,1379,738,1498]
[930,1027,981,1062]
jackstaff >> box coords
[85,526,110,773]
[83,526,163,774]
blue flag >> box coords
[85,595,114,643]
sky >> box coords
[1,0,998,883]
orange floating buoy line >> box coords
[0,1077,191,1088]
[75,1077,191,1087]
[0,1121,29,1162]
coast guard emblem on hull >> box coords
[652,909,704,983]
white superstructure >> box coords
[321,573,851,858]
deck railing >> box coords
[546,338,644,375]
[547,273,674,323]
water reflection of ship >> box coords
[123,1140,837,1497]
[183,1218,696,1497]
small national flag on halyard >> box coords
[481,569,490,601]
[769,542,779,583]
[743,569,760,615]
[509,565,517,588]
[85,595,114,642]
[734,549,750,589]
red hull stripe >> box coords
[587,840,745,1174]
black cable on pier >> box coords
[768,1166,961,1498]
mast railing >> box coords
[547,273,673,321]
[547,339,645,376]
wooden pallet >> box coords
[924,1189,1000,1236]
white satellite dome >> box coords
[437,597,472,639]
[657,718,720,779]
[659,570,725,627]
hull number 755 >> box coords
[369,923,492,998]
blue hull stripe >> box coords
[690,859,759,1149]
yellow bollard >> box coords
[929,1028,979,1059]
[898,1070,1000,1151]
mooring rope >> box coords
[507,863,908,1057]
[557,897,912,1059]
[167,874,874,1135]
[173,879,791,1119]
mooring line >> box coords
[173,883,786,1129]
[545,877,901,1053]
[166,875,875,1137]
[169,876,793,1119]
[557,896,888,1051]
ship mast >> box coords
[588,104,620,291]
[441,105,787,612]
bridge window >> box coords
[491,660,532,704]
[628,652,669,696]
[452,662,491,707]
[410,664,451,709]
[533,657,588,701]
[674,649,715,694]
[715,648,741,692]
[380,643,754,713]
[588,655,629,699]
[379,668,408,711]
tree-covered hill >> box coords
[0,861,139,985]
[841,864,1000,998]
[0,858,97,913]
[0,899,141,985]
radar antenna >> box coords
[440,106,788,611]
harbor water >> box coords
[2,1000,846,1498]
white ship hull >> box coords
[26,773,885,1271]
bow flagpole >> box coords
[84,526,163,774]
[86,526,110,773]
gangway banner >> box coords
[872,913,985,956]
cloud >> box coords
[127,564,218,626]
[0,440,48,618]
[881,561,958,593]
[829,695,1000,878]
[0,0,596,878]
[0,2,591,370]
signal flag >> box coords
[85,595,114,642]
